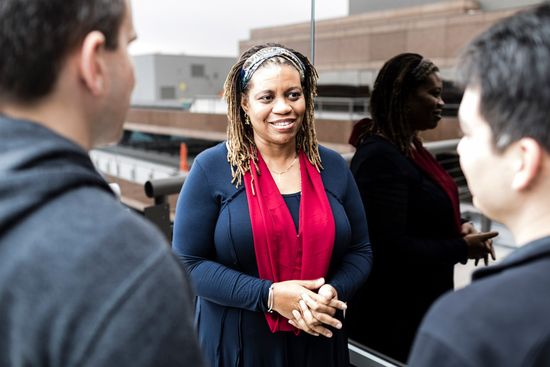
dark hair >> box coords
[224,42,321,186]
[457,3,550,152]
[0,0,126,103]
[354,53,438,154]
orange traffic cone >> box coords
[179,143,189,172]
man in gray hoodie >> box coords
[0,1,204,366]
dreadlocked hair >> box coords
[358,53,439,155]
[224,43,321,187]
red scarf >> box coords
[410,140,462,234]
[244,150,335,333]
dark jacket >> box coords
[0,116,205,367]
[409,236,550,367]
[346,135,467,362]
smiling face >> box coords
[407,72,444,131]
[241,62,305,151]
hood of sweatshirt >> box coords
[0,115,112,236]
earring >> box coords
[244,115,251,125]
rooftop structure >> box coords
[131,53,235,105]
[240,0,543,86]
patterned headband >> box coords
[240,46,306,90]
[410,58,436,81]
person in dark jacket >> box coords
[172,43,372,367]
[346,53,497,363]
[409,4,550,366]
[0,1,204,366]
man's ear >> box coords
[511,137,543,191]
[79,31,107,96]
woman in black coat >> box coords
[345,53,497,363]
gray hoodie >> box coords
[0,116,204,366]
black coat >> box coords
[409,236,550,367]
[346,135,467,363]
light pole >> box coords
[310,0,316,65]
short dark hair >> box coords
[457,3,550,152]
[0,0,126,103]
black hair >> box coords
[359,53,438,155]
[0,0,126,102]
[456,2,550,152]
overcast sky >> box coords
[130,0,348,57]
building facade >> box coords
[350,0,541,14]
[131,54,235,105]
[240,0,543,88]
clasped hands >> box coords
[270,277,345,338]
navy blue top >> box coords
[409,236,550,367]
[172,142,372,367]
[282,193,301,232]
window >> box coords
[160,86,176,100]
[191,64,205,77]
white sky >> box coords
[130,0,349,57]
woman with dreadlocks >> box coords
[172,43,372,366]
[346,53,496,363]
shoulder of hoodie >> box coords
[49,185,171,256]
[1,185,198,365]
[17,184,185,291]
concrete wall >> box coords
[349,0,543,14]
[154,55,234,99]
[350,0,444,14]
[132,55,156,101]
[479,0,542,10]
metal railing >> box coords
[315,97,369,114]
[143,140,460,201]
[132,96,370,120]
[349,340,405,367]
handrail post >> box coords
[142,175,187,241]
[154,195,167,206]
